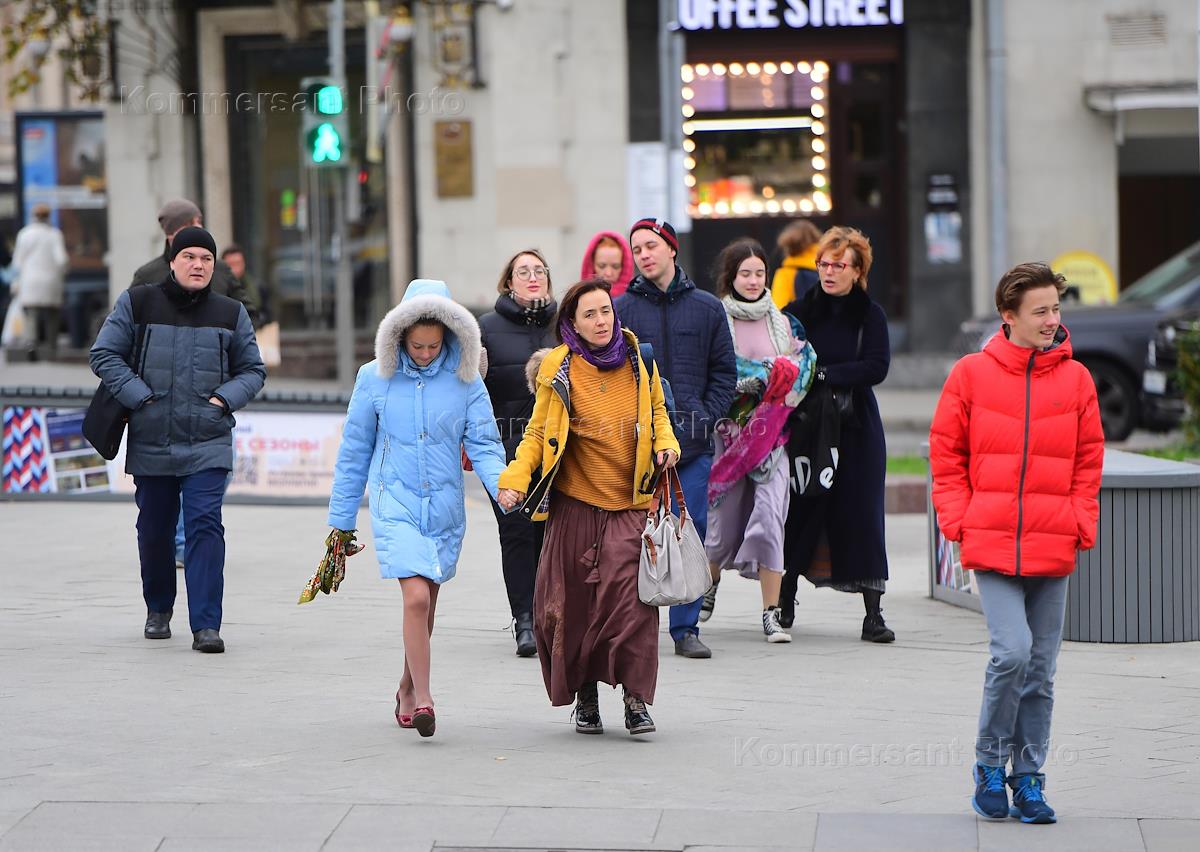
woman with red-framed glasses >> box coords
[781,226,896,643]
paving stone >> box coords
[4,802,195,836]
[814,813,979,851]
[323,804,505,846]
[653,808,816,849]
[168,803,349,839]
[978,817,1146,851]
[1138,819,1200,852]
[489,807,668,849]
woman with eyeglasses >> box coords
[478,249,559,656]
[781,226,896,643]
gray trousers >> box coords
[974,570,1069,779]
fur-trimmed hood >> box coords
[375,279,482,382]
[525,347,557,394]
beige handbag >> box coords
[638,469,712,607]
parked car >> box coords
[955,240,1200,441]
[1141,308,1199,431]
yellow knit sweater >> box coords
[553,357,640,511]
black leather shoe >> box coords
[862,612,896,643]
[144,610,172,640]
[513,612,537,657]
[573,681,603,734]
[673,633,712,658]
[192,629,225,653]
[623,689,655,735]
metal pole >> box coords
[330,0,355,386]
[986,0,1009,286]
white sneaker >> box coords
[762,606,792,643]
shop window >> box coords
[682,60,831,218]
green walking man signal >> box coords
[300,77,349,168]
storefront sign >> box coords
[677,0,904,31]
[1051,251,1118,305]
[434,120,474,198]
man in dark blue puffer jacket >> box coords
[615,218,736,659]
[91,226,265,654]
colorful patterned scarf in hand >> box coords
[707,337,818,508]
[298,529,364,604]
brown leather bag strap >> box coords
[668,468,689,524]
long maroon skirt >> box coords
[534,491,659,706]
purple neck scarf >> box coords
[560,315,628,370]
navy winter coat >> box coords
[615,267,737,463]
[89,276,266,477]
[478,294,558,460]
[783,284,891,584]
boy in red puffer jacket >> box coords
[930,262,1104,824]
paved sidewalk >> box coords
[1,487,1197,851]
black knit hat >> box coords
[629,218,679,253]
[169,226,218,261]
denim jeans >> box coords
[668,452,713,642]
[176,445,235,563]
[136,468,229,633]
[974,570,1069,780]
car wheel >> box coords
[1083,359,1138,442]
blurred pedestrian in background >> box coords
[10,203,69,359]
[771,219,821,308]
[498,278,679,736]
[90,226,265,654]
[326,279,513,738]
[478,249,558,656]
[132,199,258,321]
[781,226,895,643]
[579,231,635,297]
[702,238,816,644]
[616,218,736,659]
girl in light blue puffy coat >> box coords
[327,279,520,737]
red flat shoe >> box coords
[395,690,414,729]
[412,706,436,738]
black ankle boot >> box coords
[623,688,655,735]
[861,589,895,642]
[513,612,536,657]
[573,682,603,734]
[861,612,896,642]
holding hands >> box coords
[497,488,525,511]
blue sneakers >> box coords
[971,763,1009,819]
[1008,774,1057,824]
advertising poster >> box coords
[3,406,347,500]
[17,112,108,275]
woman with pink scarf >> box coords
[701,238,816,643]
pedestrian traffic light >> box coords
[300,76,349,168]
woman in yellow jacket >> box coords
[499,278,680,737]
[771,220,821,308]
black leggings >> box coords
[490,497,545,618]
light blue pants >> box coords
[974,570,1069,780]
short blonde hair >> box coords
[816,226,873,289]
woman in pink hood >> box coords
[579,231,635,297]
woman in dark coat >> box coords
[782,226,895,643]
[478,249,558,656]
